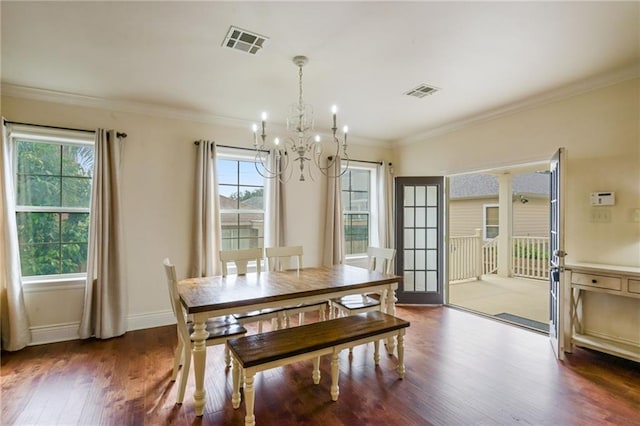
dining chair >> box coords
[219,248,283,333]
[265,246,327,327]
[163,258,247,404]
[330,247,397,318]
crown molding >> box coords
[395,63,640,147]
[0,83,392,149]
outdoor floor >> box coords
[448,274,549,331]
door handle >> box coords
[553,250,567,257]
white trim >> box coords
[27,309,177,346]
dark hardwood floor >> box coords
[2,306,639,425]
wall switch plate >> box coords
[590,207,612,223]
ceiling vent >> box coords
[222,26,268,55]
[404,84,439,98]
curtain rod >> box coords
[4,120,127,138]
[328,156,391,166]
[194,141,269,154]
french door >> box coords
[549,148,566,360]
[394,177,444,304]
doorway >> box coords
[446,165,550,332]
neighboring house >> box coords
[449,172,550,240]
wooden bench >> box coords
[226,311,410,426]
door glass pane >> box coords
[427,186,437,206]
[427,250,437,269]
[404,250,414,269]
[416,186,426,206]
[404,271,415,291]
[404,186,414,206]
[404,208,414,227]
[404,229,414,248]
[426,207,437,227]
[426,228,437,249]
[415,230,425,248]
[415,250,426,269]
[427,271,437,291]
[415,207,426,227]
[415,271,426,291]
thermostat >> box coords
[590,192,615,206]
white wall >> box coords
[395,78,640,267]
[1,95,393,342]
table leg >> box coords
[191,318,209,416]
[386,284,397,355]
[312,356,321,384]
[231,358,241,409]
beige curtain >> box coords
[79,129,127,339]
[264,151,285,248]
[0,119,31,351]
[377,161,394,249]
[323,156,345,265]
[190,140,221,277]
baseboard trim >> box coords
[28,310,176,346]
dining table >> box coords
[177,263,402,416]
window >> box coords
[483,204,499,240]
[11,127,94,279]
[342,165,377,256]
[217,155,264,251]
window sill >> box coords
[22,276,86,293]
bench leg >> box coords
[244,373,256,426]
[386,288,397,355]
[231,358,241,409]
[312,356,321,384]
[397,332,405,379]
[330,350,340,401]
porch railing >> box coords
[449,232,549,281]
[512,236,549,279]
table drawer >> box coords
[629,279,640,294]
[571,272,621,290]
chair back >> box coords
[265,246,303,271]
[163,258,191,344]
[219,248,263,276]
[367,247,396,274]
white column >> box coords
[497,173,513,277]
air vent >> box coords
[222,26,268,55]
[404,84,439,98]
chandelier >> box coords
[252,55,349,181]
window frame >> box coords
[482,203,499,241]
[8,125,95,284]
[216,149,266,253]
[341,162,378,258]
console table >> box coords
[566,263,640,362]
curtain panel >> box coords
[0,119,32,351]
[190,140,222,277]
[323,156,345,265]
[79,129,127,339]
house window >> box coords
[483,204,499,240]
[217,156,264,251]
[11,129,94,279]
[342,165,376,256]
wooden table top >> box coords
[178,264,401,314]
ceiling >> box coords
[2,1,639,145]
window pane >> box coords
[61,243,88,273]
[17,175,61,206]
[350,191,369,211]
[350,170,370,191]
[238,161,262,186]
[236,186,263,210]
[19,243,60,276]
[217,159,238,185]
[61,213,90,243]
[62,145,94,177]
[486,226,499,239]
[486,207,499,226]
[62,177,92,207]
[16,212,60,244]
[344,213,369,255]
[17,141,60,175]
